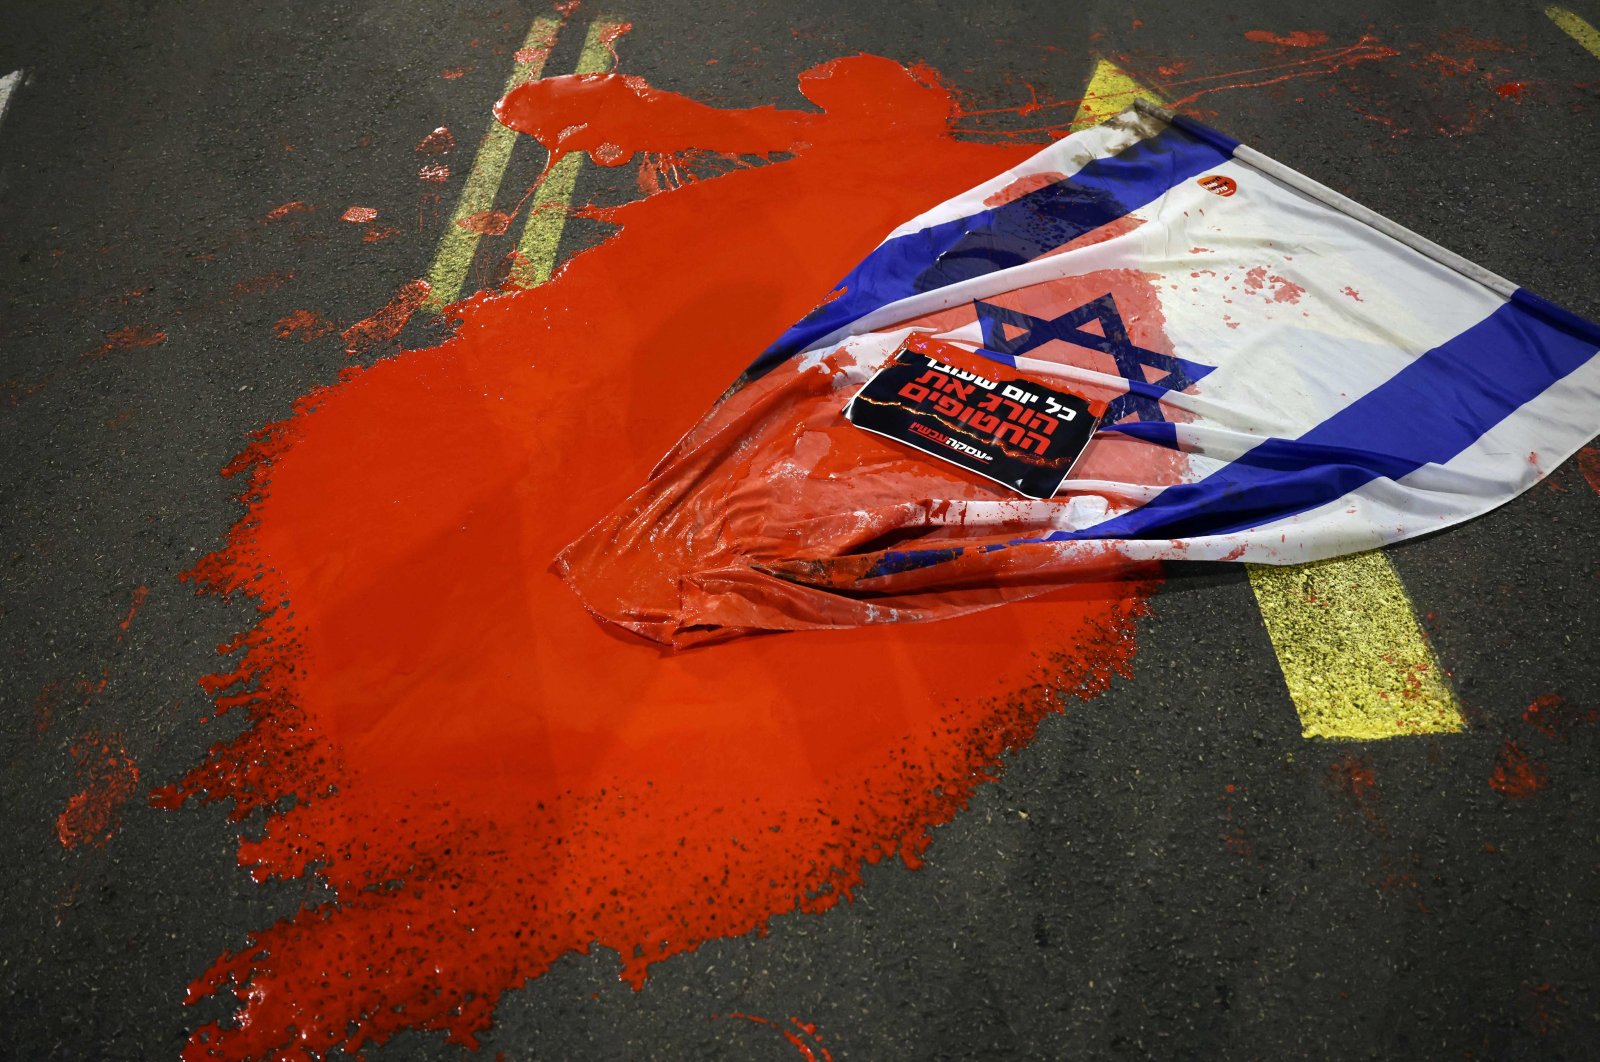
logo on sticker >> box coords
[1198,174,1237,197]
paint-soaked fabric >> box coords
[558,106,1600,647]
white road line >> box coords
[0,70,23,137]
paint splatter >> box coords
[416,126,455,154]
[339,278,430,357]
[457,208,512,235]
[722,1014,834,1061]
[441,66,471,80]
[159,55,1150,1060]
[1575,446,1600,496]
[1522,693,1597,741]
[79,324,167,362]
[230,271,295,299]
[56,731,140,849]
[418,162,450,182]
[273,310,338,342]
[264,200,313,223]
[118,585,149,633]
[1341,286,1363,301]
[1244,30,1331,48]
[362,226,401,243]
[1495,81,1529,100]
[1328,753,1383,826]
[1242,266,1304,304]
[341,205,379,224]
[1488,740,1548,799]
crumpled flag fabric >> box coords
[557,104,1600,647]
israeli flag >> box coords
[561,102,1600,642]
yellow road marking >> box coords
[1548,5,1600,59]
[1249,554,1464,740]
[1070,58,1167,131]
[1069,61,1464,741]
[422,16,561,312]
[509,18,627,289]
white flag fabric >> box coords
[557,102,1600,647]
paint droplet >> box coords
[416,127,456,154]
[418,162,450,183]
[1495,81,1528,100]
[440,66,471,80]
[341,206,379,224]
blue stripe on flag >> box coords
[1045,298,1600,544]
[741,121,1233,382]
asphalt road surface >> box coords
[3,1,1599,1059]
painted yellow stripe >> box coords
[1067,61,1462,742]
[1548,5,1600,60]
[1249,553,1464,740]
[508,19,627,289]
[1070,58,1166,132]
[422,16,561,313]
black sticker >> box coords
[844,345,1100,499]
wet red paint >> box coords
[340,205,379,224]
[1575,446,1600,496]
[56,731,140,849]
[339,278,430,357]
[1495,81,1529,100]
[416,126,456,154]
[1244,30,1331,49]
[1340,285,1363,301]
[273,310,338,342]
[1488,740,1548,799]
[159,55,1151,1059]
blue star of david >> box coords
[974,294,1214,424]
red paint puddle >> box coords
[1244,30,1331,48]
[263,200,313,223]
[1575,446,1600,496]
[1495,81,1529,100]
[160,55,1152,1059]
[339,278,430,357]
[57,730,140,849]
[722,1013,834,1061]
[1488,740,1548,799]
[340,205,379,224]
[1522,693,1598,742]
[273,309,338,342]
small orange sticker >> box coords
[1198,174,1237,197]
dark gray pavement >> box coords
[2,2,1598,1058]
